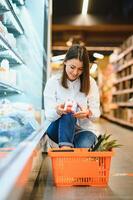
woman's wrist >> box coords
[56,105,62,116]
[86,110,92,118]
[57,110,62,116]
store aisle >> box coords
[30,119,133,200]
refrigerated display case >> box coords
[0,0,51,199]
[0,128,46,200]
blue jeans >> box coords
[46,113,97,148]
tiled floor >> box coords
[30,118,133,200]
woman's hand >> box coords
[73,104,92,119]
[56,103,67,116]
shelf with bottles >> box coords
[115,58,133,73]
[112,50,133,73]
[114,74,133,86]
[110,35,133,64]
[112,45,133,64]
[113,88,133,95]
[115,56,133,78]
[110,36,133,72]
[0,81,23,95]
[108,35,133,128]
[0,0,24,35]
[112,92,133,105]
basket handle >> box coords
[51,149,74,152]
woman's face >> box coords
[65,59,83,81]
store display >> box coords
[3,11,22,34]
[0,33,24,63]
[0,49,22,64]
[106,35,133,128]
[12,0,25,6]
[0,114,37,148]
[0,0,9,14]
[0,0,38,149]
[1,0,24,35]
[98,58,115,114]
[0,81,22,95]
[0,59,17,89]
[0,99,39,148]
[0,21,17,48]
[0,0,48,199]
[0,5,24,94]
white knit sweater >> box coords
[43,74,101,136]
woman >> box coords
[44,44,100,148]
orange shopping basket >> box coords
[48,148,114,187]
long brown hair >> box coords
[61,44,90,95]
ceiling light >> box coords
[93,52,104,59]
[82,0,89,15]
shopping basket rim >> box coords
[48,148,114,157]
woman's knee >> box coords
[74,131,97,148]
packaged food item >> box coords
[64,99,77,113]
[0,59,9,71]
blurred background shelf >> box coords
[114,74,133,84]
[102,114,133,129]
[116,102,133,107]
[113,88,133,95]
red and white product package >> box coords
[64,99,77,113]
